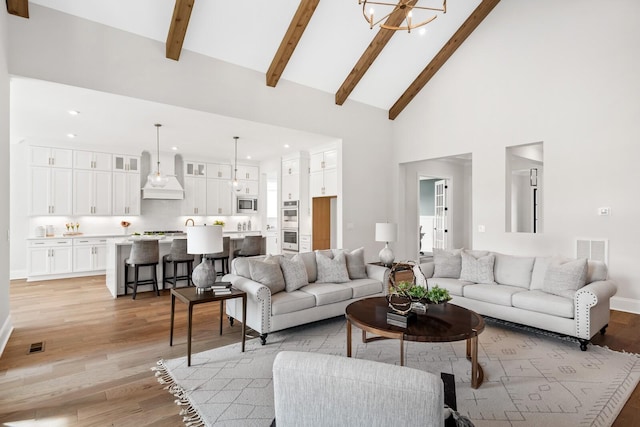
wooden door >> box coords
[312,197,333,250]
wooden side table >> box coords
[368,261,415,291]
[170,285,247,366]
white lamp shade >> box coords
[375,223,397,243]
[187,225,223,254]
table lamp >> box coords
[375,222,397,267]
[187,225,223,293]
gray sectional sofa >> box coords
[419,249,617,350]
[223,249,390,345]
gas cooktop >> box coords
[143,230,186,236]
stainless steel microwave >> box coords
[237,197,258,214]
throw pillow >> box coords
[459,250,495,284]
[296,251,318,283]
[342,247,367,279]
[433,248,462,278]
[542,257,588,298]
[248,259,285,294]
[315,249,334,259]
[279,255,309,292]
[316,251,350,283]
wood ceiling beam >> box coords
[388,0,501,120]
[166,0,195,61]
[335,0,418,106]
[6,0,29,18]
[267,0,320,88]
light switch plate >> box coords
[478,225,486,232]
[598,207,610,216]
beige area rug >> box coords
[154,317,640,427]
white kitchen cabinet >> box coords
[113,172,141,215]
[29,146,73,168]
[206,179,233,215]
[282,173,299,201]
[266,231,279,255]
[185,161,207,177]
[183,176,207,215]
[310,149,337,172]
[310,148,338,197]
[236,164,259,181]
[74,150,112,171]
[28,239,73,277]
[73,238,108,272]
[299,234,312,253]
[29,166,73,216]
[73,170,112,215]
[207,163,232,180]
[282,158,300,176]
[310,168,337,197]
[113,155,140,173]
[238,180,259,196]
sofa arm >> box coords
[574,280,617,339]
[222,274,272,334]
[419,262,435,278]
[366,264,391,295]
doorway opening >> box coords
[419,177,449,257]
[312,196,337,250]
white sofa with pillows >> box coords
[223,249,390,345]
[419,249,617,350]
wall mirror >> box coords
[505,142,543,233]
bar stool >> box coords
[233,235,262,258]
[124,239,160,300]
[163,238,196,289]
[205,236,230,276]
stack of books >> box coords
[211,282,232,295]
[386,310,416,328]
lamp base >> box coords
[192,258,217,291]
[379,244,395,267]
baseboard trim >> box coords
[10,269,27,280]
[611,296,640,315]
[0,314,14,358]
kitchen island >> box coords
[105,232,264,298]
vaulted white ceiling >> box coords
[11,0,486,161]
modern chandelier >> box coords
[147,123,169,188]
[230,136,245,194]
[359,0,446,33]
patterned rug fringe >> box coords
[152,360,205,427]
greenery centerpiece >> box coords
[388,281,451,315]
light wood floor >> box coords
[0,276,638,426]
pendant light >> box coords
[230,136,245,194]
[147,123,169,188]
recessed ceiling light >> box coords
[171,146,178,151]
[419,28,427,36]
[68,110,80,116]
[284,144,290,148]
[67,133,76,138]
[246,155,252,160]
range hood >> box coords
[142,152,184,200]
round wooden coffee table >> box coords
[345,296,485,388]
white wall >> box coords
[8,6,393,266]
[0,9,13,354]
[393,0,640,312]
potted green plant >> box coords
[425,285,451,304]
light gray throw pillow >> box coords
[433,248,462,278]
[316,251,350,283]
[296,251,318,283]
[340,247,367,279]
[248,259,285,294]
[279,255,309,292]
[459,250,495,284]
[542,257,588,298]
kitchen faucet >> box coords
[185,218,195,226]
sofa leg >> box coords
[228,316,234,327]
[600,324,608,335]
[578,339,590,351]
[260,334,268,345]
